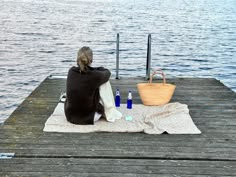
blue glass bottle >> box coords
[115,89,120,107]
[127,91,132,109]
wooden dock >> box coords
[0,77,236,176]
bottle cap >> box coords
[128,91,132,99]
[116,89,120,95]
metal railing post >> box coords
[146,34,151,80]
[116,33,120,79]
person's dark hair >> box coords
[77,46,93,72]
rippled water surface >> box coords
[1,0,236,123]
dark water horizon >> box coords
[0,0,236,123]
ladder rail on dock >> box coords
[115,33,152,80]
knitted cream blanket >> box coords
[43,102,201,134]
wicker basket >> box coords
[137,70,176,106]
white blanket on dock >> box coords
[43,102,201,134]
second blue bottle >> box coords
[127,91,132,109]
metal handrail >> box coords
[116,33,120,79]
[146,34,151,80]
[115,33,152,80]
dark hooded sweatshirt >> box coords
[64,66,111,125]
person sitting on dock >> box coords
[64,46,122,125]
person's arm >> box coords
[94,66,106,71]
[93,69,111,87]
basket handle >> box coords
[149,69,166,84]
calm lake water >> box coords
[0,0,236,123]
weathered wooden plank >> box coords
[0,132,235,146]
[0,135,235,146]
[1,139,236,160]
[0,173,161,177]
[30,77,236,92]
[0,158,236,176]
[0,173,232,177]
[1,144,236,156]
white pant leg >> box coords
[99,81,122,122]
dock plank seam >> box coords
[12,155,236,162]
